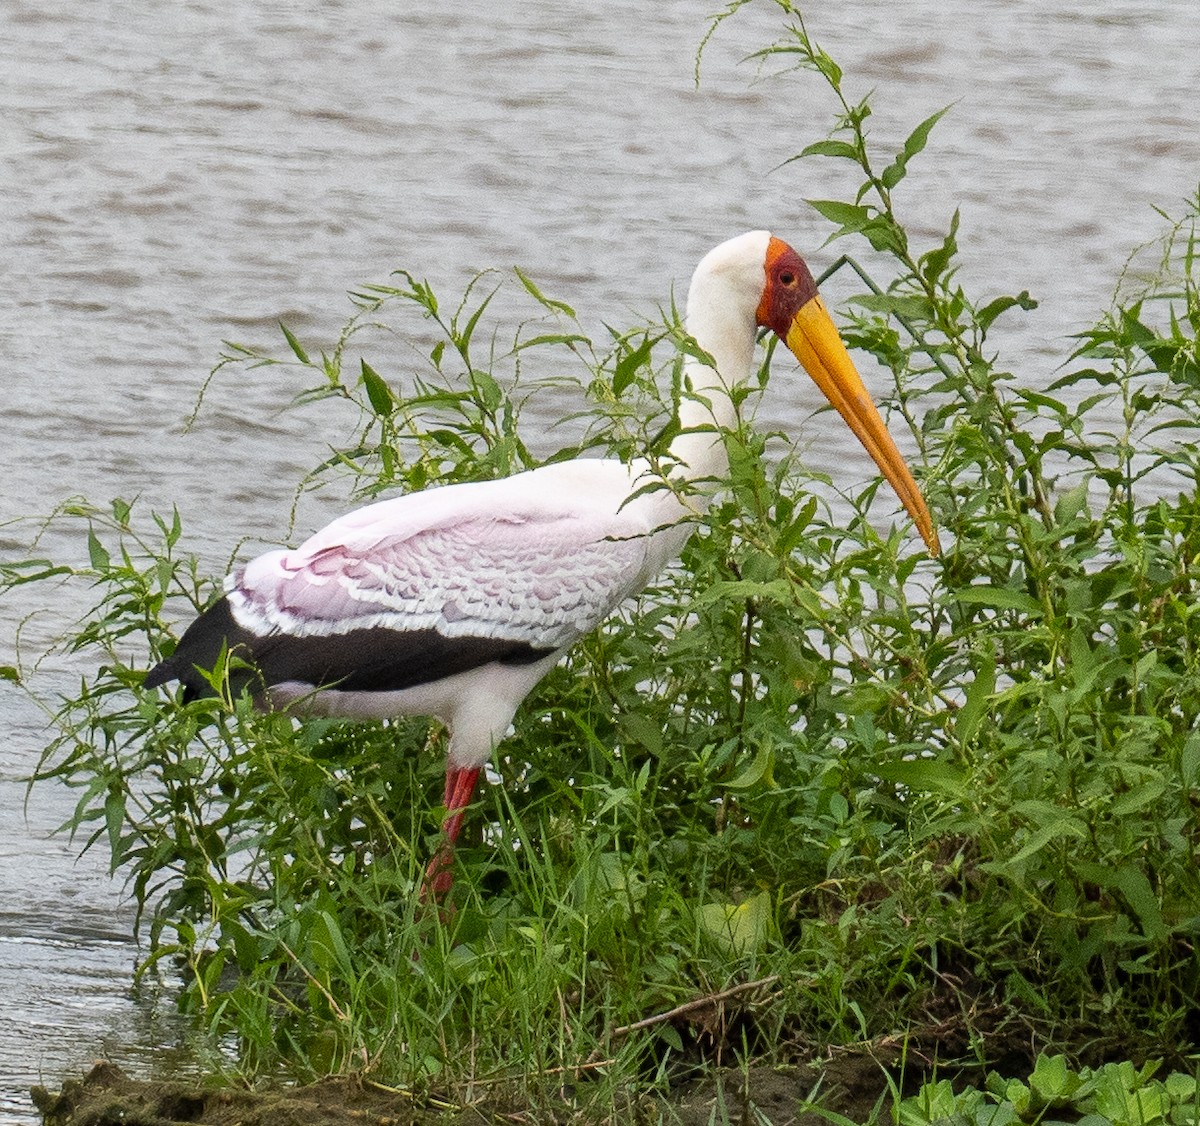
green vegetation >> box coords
[899,1054,1198,1126]
[6,1,1200,1122]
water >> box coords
[1,0,1196,1118]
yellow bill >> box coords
[786,295,940,555]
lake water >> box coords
[2,0,1197,1118]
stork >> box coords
[144,231,940,902]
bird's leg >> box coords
[420,764,482,903]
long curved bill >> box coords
[786,295,941,556]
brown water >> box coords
[2,0,1197,1118]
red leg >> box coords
[420,764,482,904]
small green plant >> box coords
[5,0,1200,1118]
[898,1054,1199,1126]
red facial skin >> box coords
[755,237,819,337]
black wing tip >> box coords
[144,595,562,703]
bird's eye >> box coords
[780,271,796,286]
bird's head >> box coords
[695,231,940,556]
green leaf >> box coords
[953,586,1044,616]
[880,104,952,189]
[1029,1053,1082,1107]
[280,322,310,364]
[978,290,1038,333]
[613,337,654,397]
[104,789,126,867]
[617,712,663,759]
[223,918,264,973]
[311,910,356,981]
[1013,388,1068,417]
[658,1024,684,1052]
[919,209,960,286]
[1164,1073,1196,1104]
[471,369,503,412]
[862,216,909,255]
[457,285,497,354]
[808,45,843,87]
[514,265,576,317]
[725,743,775,790]
[956,649,996,745]
[876,758,969,798]
[798,138,861,161]
[1109,779,1167,818]
[692,578,794,608]
[1119,304,1156,348]
[1004,817,1087,868]
[1003,1080,1032,1117]
[849,292,936,321]
[1054,479,1091,526]
[1180,732,1200,787]
[87,528,111,572]
[698,891,772,955]
[360,360,394,417]
[806,198,873,228]
[513,332,590,352]
[1081,864,1168,944]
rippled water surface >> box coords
[2,1,1197,1118]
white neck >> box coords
[668,334,751,489]
[665,230,769,495]
[627,232,770,579]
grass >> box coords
[6,1,1200,1122]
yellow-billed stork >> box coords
[144,231,940,902]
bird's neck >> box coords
[666,301,758,491]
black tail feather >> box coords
[146,595,559,703]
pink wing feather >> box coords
[229,469,656,653]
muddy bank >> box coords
[32,1052,910,1126]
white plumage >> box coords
[233,460,664,650]
[146,230,939,903]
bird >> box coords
[144,230,940,903]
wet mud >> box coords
[31,1052,910,1126]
